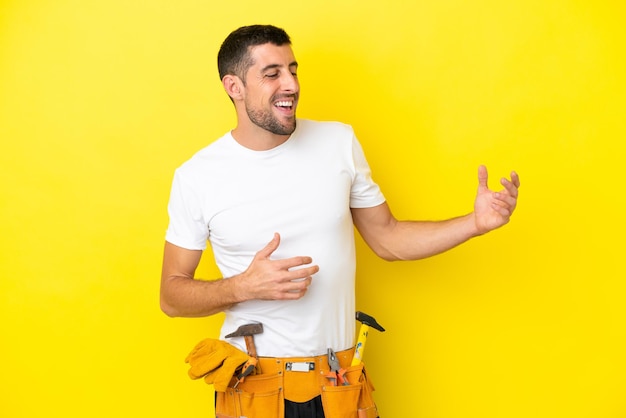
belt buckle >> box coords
[285,361,315,372]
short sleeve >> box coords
[349,136,386,208]
[164,169,209,250]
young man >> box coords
[161,25,520,418]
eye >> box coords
[265,73,279,79]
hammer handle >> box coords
[244,335,258,358]
[351,324,370,366]
[244,335,262,374]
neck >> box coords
[231,122,292,151]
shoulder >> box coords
[175,132,233,175]
[297,119,355,137]
[295,119,356,153]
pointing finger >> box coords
[277,255,316,270]
[500,176,520,199]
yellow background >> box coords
[1,1,625,417]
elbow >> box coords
[378,252,405,262]
[379,253,402,262]
[160,293,181,318]
[371,245,405,262]
[160,301,177,318]
[160,274,187,317]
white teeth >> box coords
[276,101,292,107]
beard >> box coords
[245,101,297,136]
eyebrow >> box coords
[261,61,299,73]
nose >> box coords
[281,71,299,93]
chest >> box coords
[203,149,354,257]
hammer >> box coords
[351,311,385,366]
[225,323,263,374]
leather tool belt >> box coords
[215,347,378,418]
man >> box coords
[161,24,520,418]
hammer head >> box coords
[225,323,264,338]
[355,311,385,332]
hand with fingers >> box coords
[237,232,319,301]
[473,165,521,234]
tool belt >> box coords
[215,347,378,418]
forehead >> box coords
[247,43,297,70]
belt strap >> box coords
[256,347,355,402]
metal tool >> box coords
[351,311,385,366]
[233,358,257,388]
[325,348,349,386]
[225,323,263,374]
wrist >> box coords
[464,212,483,238]
[228,271,252,304]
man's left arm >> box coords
[351,165,520,261]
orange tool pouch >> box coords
[215,347,378,418]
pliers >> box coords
[233,357,258,388]
[325,348,349,386]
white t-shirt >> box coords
[166,119,385,357]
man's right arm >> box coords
[160,242,242,317]
[160,233,319,318]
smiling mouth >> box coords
[274,100,294,110]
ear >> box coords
[222,75,244,101]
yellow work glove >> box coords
[185,338,249,392]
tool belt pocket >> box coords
[321,363,378,418]
[216,373,284,418]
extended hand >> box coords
[237,233,319,301]
[473,165,520,234]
